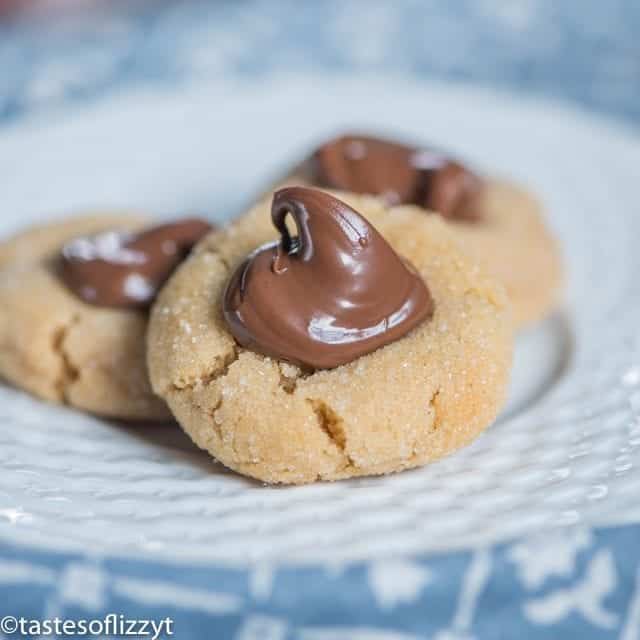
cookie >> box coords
[147,189,513,484]
[443,178,563,328]
[0,214,211,420]
[281,133,563,327]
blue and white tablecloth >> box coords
[1,2,639,638]
[1,525,640,639]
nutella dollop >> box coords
[223,187,434,369]
[61,218,212,309]
[305,134,483,221]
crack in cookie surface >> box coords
[307,399,355,472]
[51,314,81,404]
[277,362,307,394]
[171,343,239,392]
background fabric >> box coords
[1,526,640,639]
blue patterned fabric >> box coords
[1,2,640,637]
[1,526,640,639]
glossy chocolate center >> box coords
[223,187,434,369]
[61,218,213,309]
[305,134,483,221]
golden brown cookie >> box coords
[0,214,171,420]
[447,178,563,328]
[147,193,513,484]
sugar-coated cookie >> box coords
[147,190,513,484]
[444,178,562,327]
[0,214,210,420]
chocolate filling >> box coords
[60,218,213,309]
[223,187,434,369]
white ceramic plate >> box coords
[1,76,639,566]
